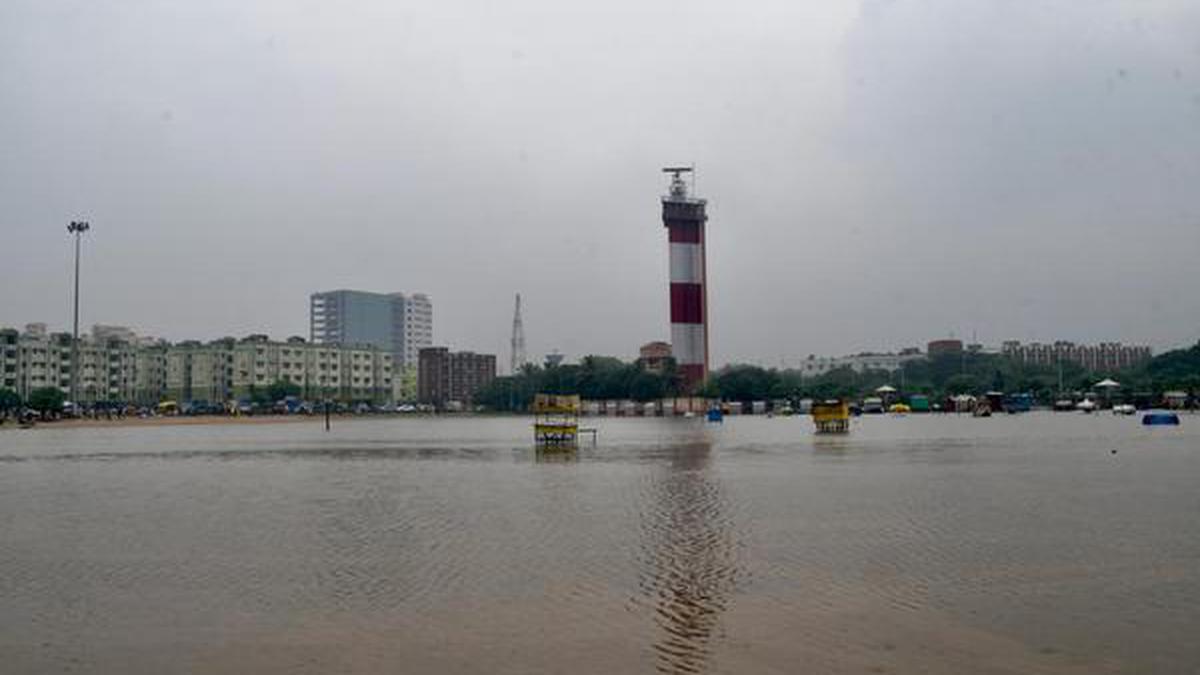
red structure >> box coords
[661,167,709,391]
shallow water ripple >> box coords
[2,414,1199,674]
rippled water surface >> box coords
[2,413,1198,674]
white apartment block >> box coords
[165,335,393,404]
[399,293,433,368]
[3,325,393,406]
[797,350,926,376]
[0,324,166,404]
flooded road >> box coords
[2,413,1197,673]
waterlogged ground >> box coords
[2,413,1198,674]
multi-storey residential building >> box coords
[4,323,171,406]
[1,328,18,392]
[309,290,432,368]
[417,347,496,410]
[12,328,72,402]
[182,339,234,404]
[226,333,391,401]
[638,341,673,375]
[133,342,168,404]
[4,325,394,406]
[798,349,925,376]
[182,336,394,404]
[926,339,964,358]
[1001,340,1151,372]
[88,338,136,403]
[92,324,138,343]
[165,341,198,403]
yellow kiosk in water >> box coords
[533,393,581,446]
[811,399,851,434]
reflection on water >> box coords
[2,414,1199,673]
[535,446,579,463]
[636,439,742,673]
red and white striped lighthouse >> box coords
[661,167,709,392]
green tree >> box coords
[267,379,302,401]
[696,378,721,399]
[1145,341,1200,390]
[629,371,667,401]
[0,388,20,412]
[714,364,778,402]
[944,373,981,395]
[0,388,20,421]
[396,366,418,403]
[473,356,682,411]
[28,387,65,414]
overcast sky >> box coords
[2,0,1198,368]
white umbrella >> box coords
[875,385,897,394]
[1094,378,1121,409]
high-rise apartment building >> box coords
[399,293,433,367]
[309,290,432,368]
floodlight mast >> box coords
[67,220,91,413]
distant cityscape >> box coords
[1,310,1155,412]
[0,171,1167,414]
[792,339,1152,377]
[1,284,512,411]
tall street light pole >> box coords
[68,220,90,414]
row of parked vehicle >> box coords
[167,398,432,416]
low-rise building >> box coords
[798,349,925,376]
[638,341,673,374]
[2,325,394,406]
[92,324,138,343]
[927,339,964,358]
[12,328,72,402]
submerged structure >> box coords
[812,400,851,434]
[533,393,581,446]
[661,167,709,392]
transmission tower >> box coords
[510,293,526,374]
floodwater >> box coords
[2,413,1198,674]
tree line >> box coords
[5,342,1198,416]
[474,341,1200,411]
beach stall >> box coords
[812,399,851,434]
[533,394,581,447]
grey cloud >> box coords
[1,1,1196,367]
